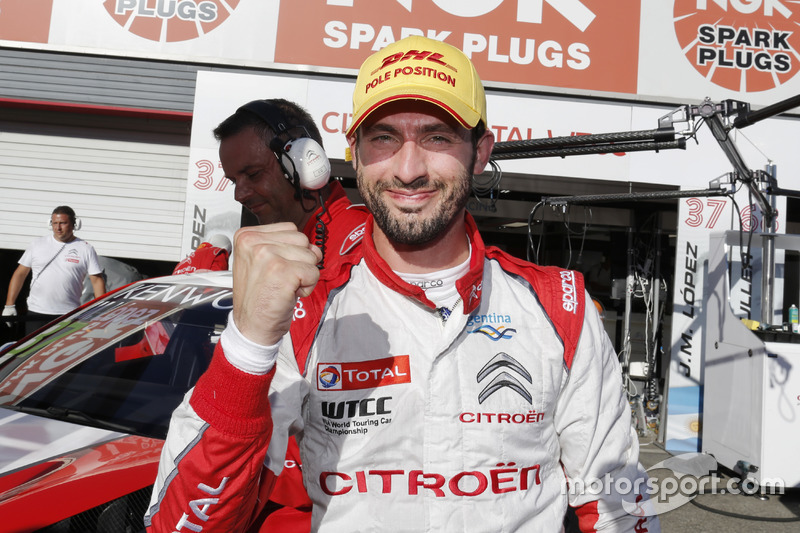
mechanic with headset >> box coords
[210,98,368,531]
[214,98,368,268]
[146,37,658,532]
[4,205,106,336]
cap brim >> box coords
[346,89,482,137]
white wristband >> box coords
[220,312,281,375]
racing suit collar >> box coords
[362,212,485,315]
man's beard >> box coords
[357,166,472,246]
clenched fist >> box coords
[232,223,322,347]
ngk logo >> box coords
[695,0,792,17]
[328,0,596,32]
[674,0,799,91]
[104,0,237,43]
[277,1,639,94]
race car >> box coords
[0,271,232,532]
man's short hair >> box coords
[213,98,324,148]
[52,205,76,225]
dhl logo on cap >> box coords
[375,49,450,74]
[364,50,458,97]
[346,36,487,138]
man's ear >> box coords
[346,135,359,170]
[473,129,495,174]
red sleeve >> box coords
[146,345,278,532]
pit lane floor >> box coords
[638,438,800,532]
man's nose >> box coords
[233,178,252,203]
[393,140,427,184]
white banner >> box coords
[666,180,786,453]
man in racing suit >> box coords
[145,36,659,532]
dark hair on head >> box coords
[52,205,76,225]
[213,98,324,148]
[471,120,487,147]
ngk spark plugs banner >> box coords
[638,0,800,104]
[273,0,639,95]
[2,1,800,106]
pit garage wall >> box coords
[0,109,190,262]
[3,0,800,256]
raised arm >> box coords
[145,223,321,532]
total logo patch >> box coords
[103,0,239,43]
[317,355,411,391]
[673,0,800,92]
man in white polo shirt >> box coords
[4,205,106,335]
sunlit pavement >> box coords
[638,439,800,532]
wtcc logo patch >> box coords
[317,356,411,391]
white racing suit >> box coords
[145,214,659,533]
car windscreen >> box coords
[0,281,232,439]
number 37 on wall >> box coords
[683,197,779,232]
[193,160,229,192]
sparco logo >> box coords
[410,279,443,289]
[340,222,365,255]
[477,352,532,404]
[560,270,578,314]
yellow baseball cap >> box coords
[346,35,487,138]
